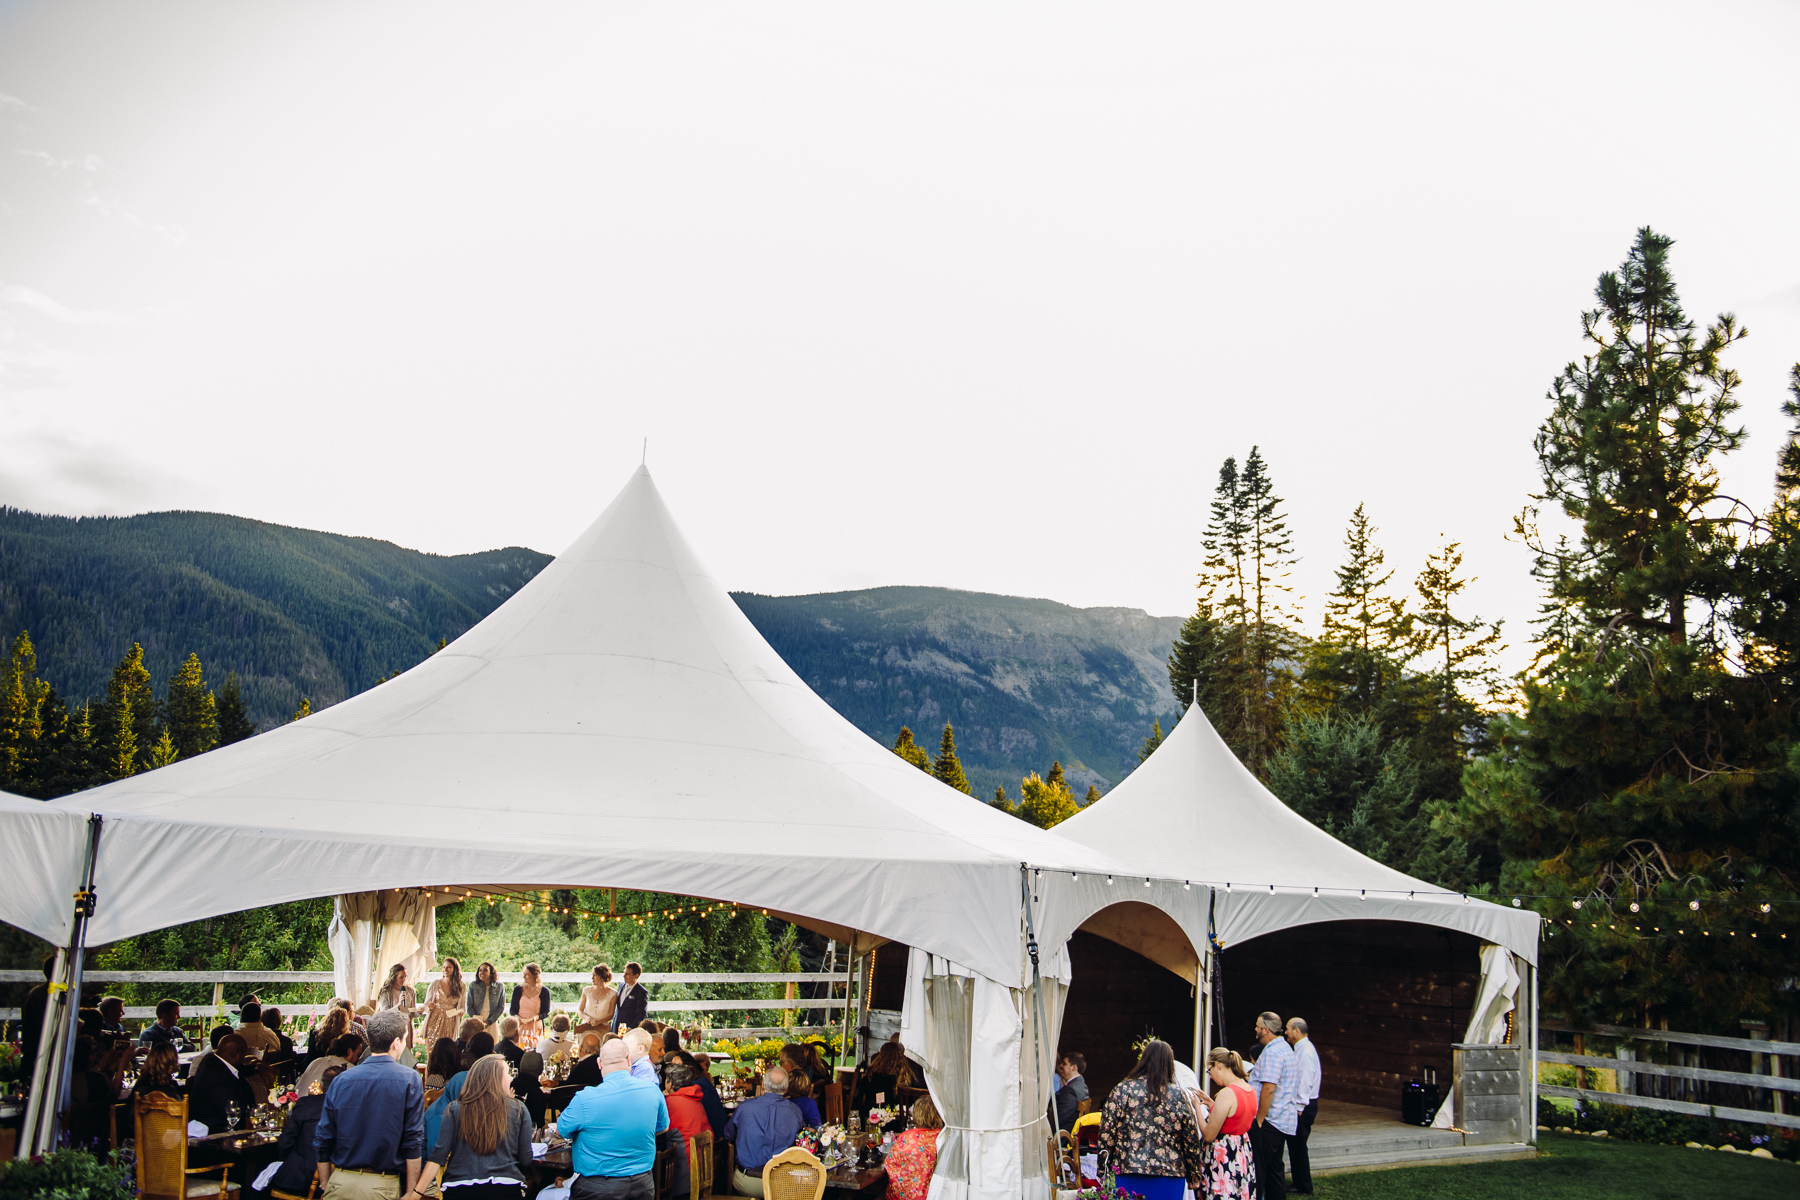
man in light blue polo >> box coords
[557,1039,669,1200]
[1247,1011,1300,1200]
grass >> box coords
[1312,1132,1793,1200]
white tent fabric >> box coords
[1051,705,1541,963]
[14,467,1132,988]
[1432,943,1522,1129]
[330,891,438,1007]
[0,790,90,945]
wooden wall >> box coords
[1058,930,1199,1104]
[1220,920,1479,1110]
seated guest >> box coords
[622,1029,657,1084]
[314,1009,426,1199]
[536,1013,579,1067]
[855,1041,916,1120]
[424,1037,463,1089]
[724,1067,803,1198]
[1052,1052,1089,1132]
[132,1043,185,1101]
[663,1062,712,1150]
[65,1037,114,1125]
[654,1027,680,1078]
[296,1029,366,1098]
[457,1017,486,1049]
[885,1095,944,1200]
[140,999,188,1050]
[415,1055,534,1199]
[237,1001,282,1057]
[567,1033,606,1090]
[423,1040,470,1160]
[189,1033,257,1135]
[260,1007,297,1069]
[259,1064,343,1198]
[685,1053,729,1136]
[495,1016,526,1068]
[556,1039,668,1200]
[787,1070,821,1127]
[96,996,127,1039]
[461,1031,497,1073]
[780,1043,830,1096]
[512,1051,549,1127]
[306,1003,354,1065]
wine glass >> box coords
[225,1101,241,1129]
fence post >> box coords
[1573,1032,1586,1092]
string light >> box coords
[1690,900,1701,911]
[1629,901,1640,913]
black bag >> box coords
[1401,1079,1437,1126]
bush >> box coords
[0,1148,134,1200]
[1570,1100,1798,1161]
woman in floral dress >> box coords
[1097,1040,1206,1200]
[885,1095,943,1200]
[420,957,466,1045]
[1197,1047,1258,1200]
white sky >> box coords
[2,1,1797,675]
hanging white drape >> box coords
[329,892,382,1007]
[1431,943,1520,1129]
[332,890,438,1007]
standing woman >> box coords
[408,1055,535,1200]
[509,963,549,1049]
[1198,1048,1258,1200]
[376,963,418,1048]
[1097,1039,1206,1200]
[465,962,505,1032]
[422,958,467,1046]
[573,964,616,1035]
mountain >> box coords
[732,587,1185,798]
[0,509,1186,793]
[0,507,551,730]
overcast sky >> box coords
[2,2,1797,673]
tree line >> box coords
[1160,229,1798,1029]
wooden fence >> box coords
[0,969,850,1038]
[1538,1021,1799,1131]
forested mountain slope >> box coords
[0,507,551,729]
[733,587,1184,798]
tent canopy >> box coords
[1053,705,1540,963]
[0,790,90,946]
[21,468,1131,986]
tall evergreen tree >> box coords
[165,653,219,760]
[930,724,972,795]
[107,688,138,781]
[1409,541,1506,803]
[1445,229,1796,1028]
[100,643,158,775]
[891,726,931,772]
[1166,602,1230,718]
[1018,767,1078,829]
[215,672,257,746]
[1083,784,1101,806]
[146,727,179,770]
[1299,506,1420,729]
[1137,720,1164,765]
[0,632,51,792]
[290,697,312,722]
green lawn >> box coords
[1312,1133,1794,1200]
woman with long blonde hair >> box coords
[412,1055,533,1200]
[377,962,418,1049]
[508,963,549,1049]
[421,958,467,1045]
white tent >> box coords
[1047,703,1540,1133]
[2,467,1136,1195]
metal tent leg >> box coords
[19,815,102,1158]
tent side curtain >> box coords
[0,795,92,946]
[1430,943,1523,1130]
[331,891,438,1009]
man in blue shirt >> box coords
[315,1010,425,1200]
[1248,1012,1300,1200]
[723,1066,803,1198]
[557,1040,669,1200]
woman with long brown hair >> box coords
[466,962,505,1031]
[131,1043,184,1100]
[422,958,467,1045]
[1097,1039,1206,1200]
[306,1000,353,1063]
[409,1055,533,1200]
[855,1039,917,1119]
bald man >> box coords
[189,1033,257,1135]
[557,1039,669,1200]
[568,1032,607,1090]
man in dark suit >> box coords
[614,962,648,1031]
[189,1033,257,1135]
[566,1033,605,1090]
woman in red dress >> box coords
[885,1094,944,1200]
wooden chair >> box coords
[653,1142,680,1198]
[268,1185,318,1200]
[134,1092,240,1198]
[688,1130,715,1199]
[547,1083,582,1123]
[761,1146,825,1200]
[423,1086,445,1109]
[715,1137,737,1197]
[1076,1097,1094,1118]
[820,1081,843,1125]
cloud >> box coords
[0,427,186,515]
[0,282,135,327]
[0,94,32,112]
[77,193,186,245]
[16,147,101,172]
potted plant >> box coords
[0,1044,22,1099]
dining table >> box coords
[821,1163,887,1195]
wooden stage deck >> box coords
[1304,1099,1536,1176]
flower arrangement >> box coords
[1075,1188,1144,1200]
[0,1043,23,1095]
[795,1123,851,1163]
[866,1106,898,1128]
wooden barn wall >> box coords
[1220,921,1479,1111]
[1058,930,1198,1104]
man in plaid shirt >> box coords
[1248,1011,1300,1200]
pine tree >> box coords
[0,632,51,792]
[165,653,219,759]
[1444,230,1797,1028]
[1166,603,1230,717]
[45,701,101,795]
[215,672,257,746]
[1083,784,1101,806]
[1300,506,1418,727]
[930,724,972,795]
[991,784,1012,813]
[1137,721,1163,765]
[102,643,156,776]
[1409,542,1506,798]
[891,727,931,772]
[1018,768,1078,829]
[146,727,179,770]
[290,697,312,722]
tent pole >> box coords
[20,814,102,1157]
[1195,944,1209,1074]
[838,933,857,1071]
[1020,866,1057,1184]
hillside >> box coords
[0,510,1185,792]
[0,507,551,730]
[733,587,1184,798]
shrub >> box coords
[1569,1101,1797,1161]
[0,1148,134,1200]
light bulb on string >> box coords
[1761,903,1772,914]
[1107,876,1114,886]
[1629,901,1640,913]
[1144,878,1151,888]
[1512,897,1521,907]
[1689,900,1700,911]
